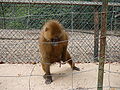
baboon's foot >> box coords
[72,66,80,71]
[43,74,53,84]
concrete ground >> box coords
[0,63,120,90]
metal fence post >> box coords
[1,2,5,29]
[97,0,108,90]
[93,0,99,62]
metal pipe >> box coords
[97,0,108,90]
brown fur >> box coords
[39,20,79,84]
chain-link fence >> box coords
[0,0,119,64]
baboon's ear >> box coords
[44,27,48,32]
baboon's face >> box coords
[43,22,62,42]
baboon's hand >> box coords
[62,57,67,62]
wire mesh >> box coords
[0,0,119,64]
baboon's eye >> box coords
[45,27,48,32]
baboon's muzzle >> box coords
[51,37,60,42]
[51,37,60,46]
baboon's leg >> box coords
[68,60,80,71]
[41,63,53,84]
[66,51,80,71]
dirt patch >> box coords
[0,29,120,63]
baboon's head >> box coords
[42,20,63,42]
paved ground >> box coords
[0,63,120,90]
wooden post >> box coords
[97,0,108,90]
[93,0,99,62]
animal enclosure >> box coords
[0,0,120,90]
[0,0,120,63]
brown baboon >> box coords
[39,20,80,84]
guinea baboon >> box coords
[39,20,80,84]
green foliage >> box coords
[6,20,25,29]
[0,2,119,30]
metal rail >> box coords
[0,1,120,6]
